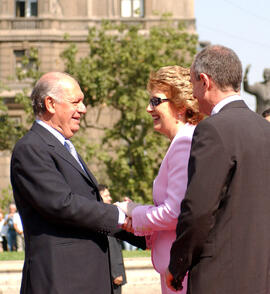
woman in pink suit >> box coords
[116,66,203,294]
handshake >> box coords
[114,197,140,233]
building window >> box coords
[9,116,23,125]
[15,0,38,17]
[14,50,26,69]
[121,0,144,18]
[14,49,37,77]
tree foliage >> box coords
[0,48,41,151]
[0,84,27,151]
[1,20,197,204]
[0,185,13,212]
[61,21,197,203]
[15,47,42,123]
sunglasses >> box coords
[149,97,170,107]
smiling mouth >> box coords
[72,118,81,125]
[152,115,160,122]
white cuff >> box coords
[117,207,126,225]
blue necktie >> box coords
[64,140,85,171]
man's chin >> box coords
[65,128,80,139]
[71,124,80,133]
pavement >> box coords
[0,257,161,294]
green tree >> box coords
[15,47,42,123]
[0,185,13,212]
[61,21,197,203]
[3,20,197,203]
[0,47,41,151]
[0,48,41,207]
[0,83,27,151]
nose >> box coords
[78,101,87,114]
[146,103,153,113]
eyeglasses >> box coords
[149,97,170,107]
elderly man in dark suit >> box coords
[166,45,270,294]
[10,72,145,294]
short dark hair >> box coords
[98,184,108,193]
[192,45,242,92]
[262,108,270,118]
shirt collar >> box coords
[36,119,66,145]
[211,95,243,116]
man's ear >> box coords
[44,96,56,114]
[199,73,210,89]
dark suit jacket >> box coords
[169,100,270,294]
[10,122,145,294]
[108,237,126,293]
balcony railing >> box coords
[11,19,42,29]
[0,17,195,32]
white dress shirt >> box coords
[211,95,243,116]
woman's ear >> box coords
[176,106,186,122]
[44,96,56,114]
[178,106,186,116]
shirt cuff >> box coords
[117,207,126,225]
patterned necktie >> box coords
[64,140,84,171]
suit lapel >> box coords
[77,153,99,187]
[31,122,97,186]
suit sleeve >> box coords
[168,121,235,281]
[11,141,119,234]
[108,237,126,283]
[131,135,192,235]
[112,228,146,249]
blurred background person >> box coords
[4,203,18,251]
[13,211,24,251]
[262,108,270,122]
[98,184,127,294]
[0,210,6,251]
[122,240,137,251]
[116,66,203,294]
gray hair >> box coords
[192,45,242,92]
[31,72,75,117]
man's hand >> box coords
[115,201,139,217]
[122,217,134,233]
[165,268,183,292]
[113,275,123,285]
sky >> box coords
[195,0,270,111]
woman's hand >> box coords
[115,200,140,217]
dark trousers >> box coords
[1,236,8,251]
[112,283,122,294]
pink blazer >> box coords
[132,123,195,274]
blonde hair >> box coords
[147,66,203,125]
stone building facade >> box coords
[0,0,195,191]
